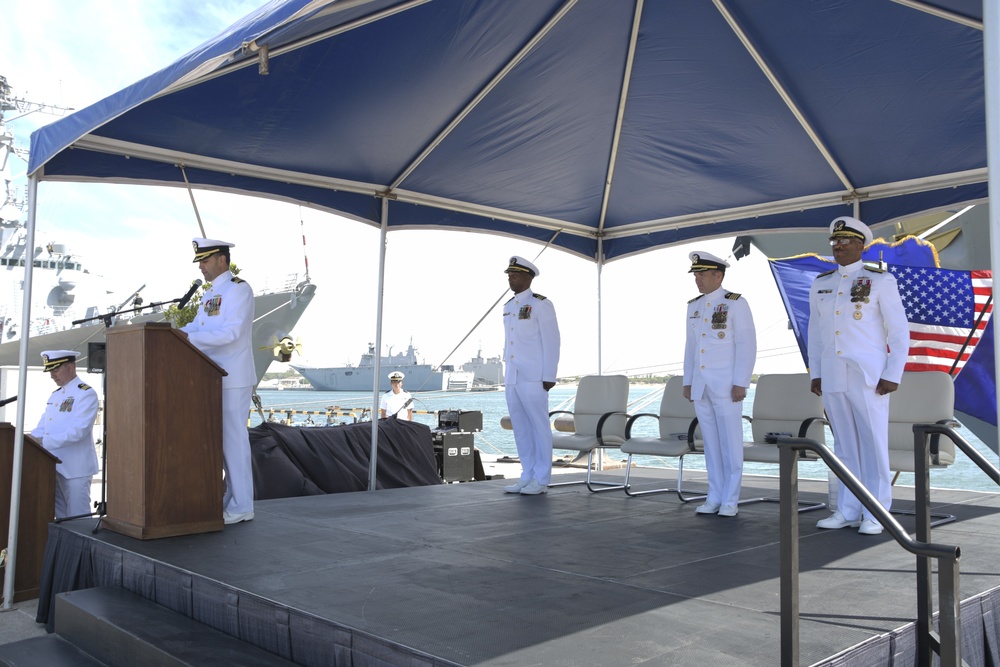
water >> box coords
[251,385,1000,493]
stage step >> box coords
[52,587,297,666]
[0,635,106,666]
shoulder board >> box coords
[816,269,837,278]
[504,296,514,305]
[533,293,547,300]
[231,276,245,283]
[78,382,92,391]
[724,292,741,301]
[687,294,704,304]
[863,264,885,274]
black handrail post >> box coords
[913,426,933,666]
[938,556,962,667]
[779,444,799,667]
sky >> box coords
[2,0,810,379]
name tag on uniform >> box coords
[519,305,532,320]
[817,289,832,294]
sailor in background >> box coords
[683,251,756,517]
[181,238,256,525]
[502,256,561,496]
[31,349,99,519]
[808,216,909,536]
[380,371,414,420]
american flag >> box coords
[888,265,993,375]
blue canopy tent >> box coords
[24,0,989,260]
[6,0,999,604]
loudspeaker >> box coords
[87,342,107,373]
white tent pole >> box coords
[2,174,39,610]
[597,237,604,375]
[596,237,604,471]
[368,197,389,491]
[984,0,1000,461]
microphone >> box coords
[0,395,16,407]
[177,280,203,309]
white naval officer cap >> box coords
[388,371,405,381]
[829,216,873,245]
[687,250,729,273]
[192,238,236,262]
[504,256,539,277]
[41,349,79,372]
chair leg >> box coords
[735,496,827,513]
[674,459,825,512]
[548,450,628,493]
[585,449,628,493]
[675,459,708,504]
[889,507,956,527]
[623,454,684,497]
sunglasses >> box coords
[829,237,858,247]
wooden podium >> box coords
[0,425,58,601]
[103,323,226,539]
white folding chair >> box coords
[739,373,827,512]
[620,376,705,499]
[548,374,629,492]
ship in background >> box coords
[0,75,315,385]
[292,341,503,392]
[462,347,504,387]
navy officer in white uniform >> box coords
[502,256,561,496]
[808,216,909,535]
[181,238,256,525]
[683,251,756,516]
[380,371,414,420]
[31,349,100,519]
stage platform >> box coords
[33,469,1000,666]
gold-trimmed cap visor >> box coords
[828,216,872,244]
[504,255,539,277]
[687,250,729,273]
[41,349,78,372]
[192,238,235,262]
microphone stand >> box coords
[64,293,189,532]
[71,296,186,327]
[391,397,414,419]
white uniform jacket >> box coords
[683,287,756,399]
[503,289,560,384]
[182,270,256,388]
[31,376,100,479]
[807,260,910,389]
[380,390,413,418]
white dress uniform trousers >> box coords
[31,376,100,518]
[503,289,560,486]
[808,260,910,522]
[182,270,256,515]
[683,287,756,507]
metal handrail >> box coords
[911,422,999,665]
[916,422,1000,487]
[776,435,964,667]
